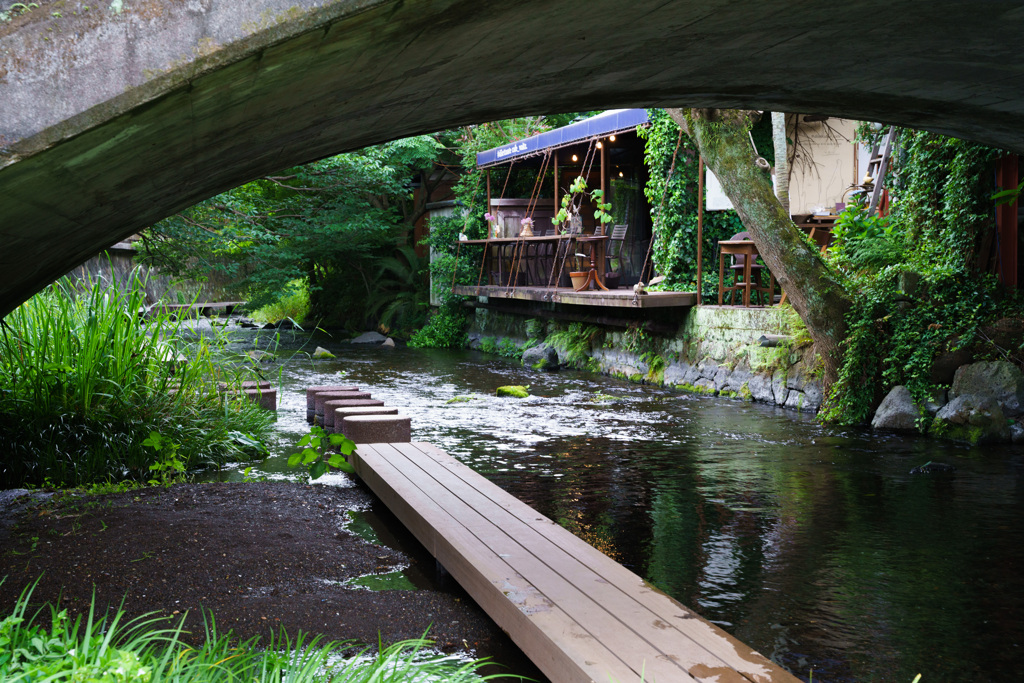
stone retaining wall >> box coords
[468,305,825,414]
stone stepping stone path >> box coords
[304,385,411,443]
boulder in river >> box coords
[949,360,1024,417]
[496,385,530,398]
[350,331,388,344]
[522,344,559,371]
[929,394,1010,444]
[312,346,335,359]
[871,385,922,431]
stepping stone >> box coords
[331,406,399,434]
[341,415,411,443]
[244,387,277,411]
[305,385,359,422]
[322,399,386,431]
[314,391,371,424]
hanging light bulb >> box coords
[618,171,624,178]
[609,135,616,142]
[572,154,578,162]
[596,141,603,149]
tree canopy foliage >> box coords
[140,136,448,332]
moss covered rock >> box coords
[496,385,530,398]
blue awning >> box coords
[475,109,650,168]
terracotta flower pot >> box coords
[569,271,589,290]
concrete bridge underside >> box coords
[2,0,1023,316]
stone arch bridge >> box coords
[1,0,1022,315]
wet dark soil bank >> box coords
[0,481,532,675]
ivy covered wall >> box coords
[823,129,1018,424]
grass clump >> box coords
[250,279,310,324]
[0,581,507,682]
[0,275,274,488]
[545,324,601,369]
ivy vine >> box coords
[639,110,744,295]
[822,129,1019,425]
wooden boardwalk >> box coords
[350,442,800,683]
[453,284,696,309]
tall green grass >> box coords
[0,581,510,682]
[250,279,310,325]
[0,275,274,487]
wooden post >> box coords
[486,170,492,238]
[697,157,704,305]
[553,153,559,217]
[996,154,1019,288]
[600,140,607,222]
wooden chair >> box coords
[605,224,628,274]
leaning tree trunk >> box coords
[666,108,852,387]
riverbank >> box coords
[466,304,826,413]
[0,481,531,677]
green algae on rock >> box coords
[496,385,530,398]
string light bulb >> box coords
[618,171,624,177]
[572,154,578,162]
[609,135,616,142]
[596,141,603,149]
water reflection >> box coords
[223,331,1024,682]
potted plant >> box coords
[554,176,614,288]
[569,252,590,290]
[553,176,614,234]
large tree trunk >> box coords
[666,108,852,386]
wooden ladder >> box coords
[866,125,896,216]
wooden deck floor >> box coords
[350,442,800,683]
[453,284,696,308]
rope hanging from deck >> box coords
[505,150,552,295]
[473,162,516,288]
[546,138,600,289]
[632,127,685,307]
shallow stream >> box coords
[215,327,1024,682]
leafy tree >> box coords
[139,136,450,332]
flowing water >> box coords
[217,327,1024,682]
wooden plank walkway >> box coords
[350,442,801,683]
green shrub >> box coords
[822,129,1017,425]
[250,279,310,324]
[0,275,273,487]
[408,303,468,349]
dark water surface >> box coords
[222,329,1024,682]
